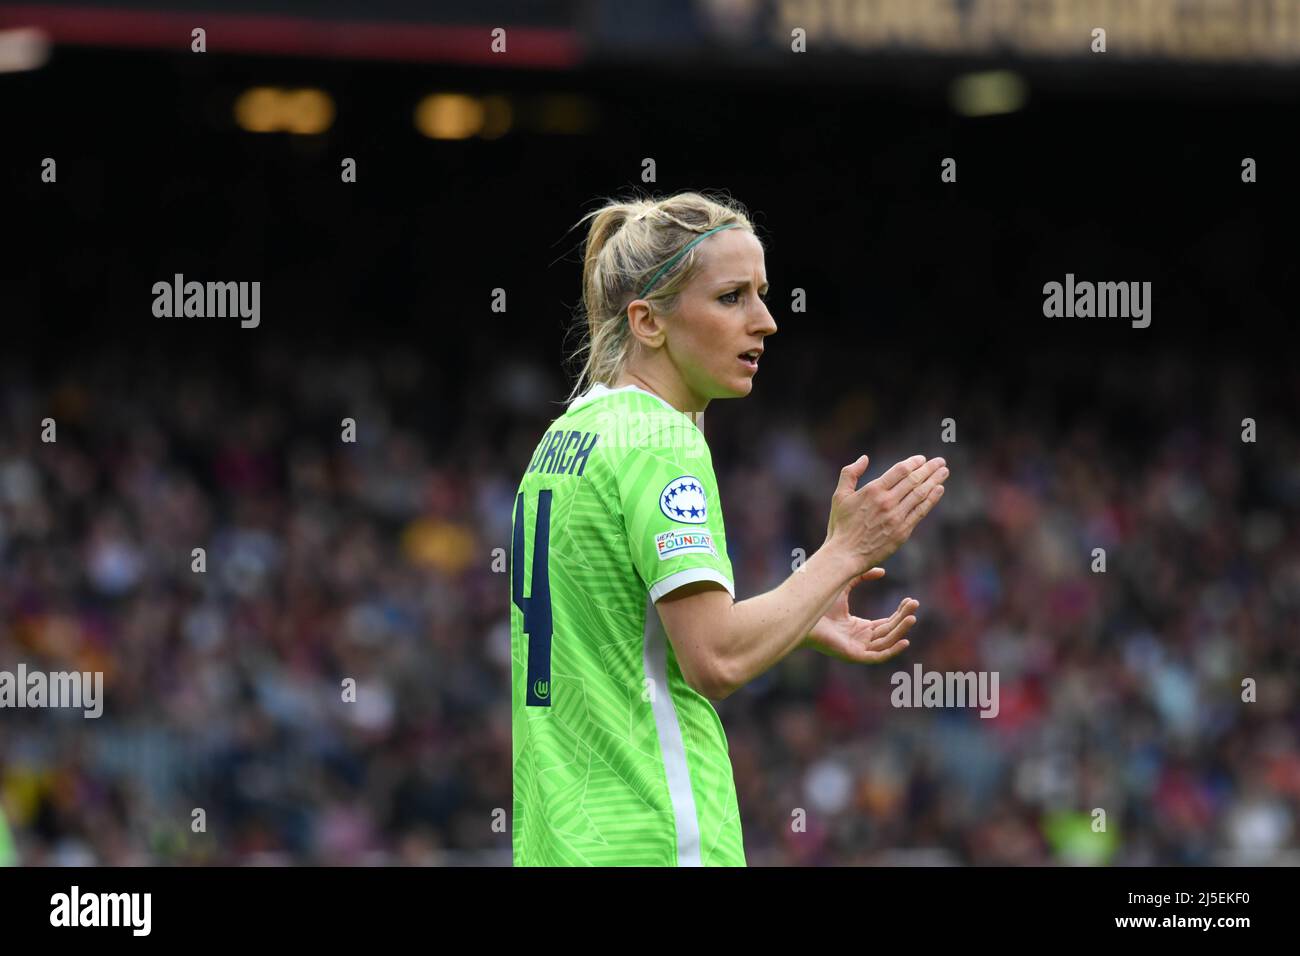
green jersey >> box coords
[510,383,745,866]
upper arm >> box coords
[609,407,736,696]
[654,580,734,700]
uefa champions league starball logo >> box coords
[659,475,708,524]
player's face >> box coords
[665,229,776,402]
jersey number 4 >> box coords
[512,490,553,706]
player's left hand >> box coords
[802,568,919,664]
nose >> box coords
[753,298,777,336]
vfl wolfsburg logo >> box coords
[659,475,708,524]
[533,679,550,700]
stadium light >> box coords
[950,70,1027,117]
[414,94,484,140]
[234,86,335,134]
[0,27,50,73]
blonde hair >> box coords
[563,190,759,405]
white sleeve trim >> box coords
[649,567,735,603]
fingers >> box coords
[863,637,910,664]
[862,603,918,662]
[896,460,948,522]
[852,567,886,587]
[835,454,870,497]
[870,598,918,648]
[905,484,945,528]
[888,456,946,506]
[872,454,927,493]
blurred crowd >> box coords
[1,342,1297,865]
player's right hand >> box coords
[824,454,948,571]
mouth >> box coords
[738,349,762,372]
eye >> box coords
[719,287,770,305]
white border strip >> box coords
[648,567,734,603]
[643,595,703,866]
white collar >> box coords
[568,383,702,427]
[569,382,674,414]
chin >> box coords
[697,372,753,400]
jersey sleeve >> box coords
[612,414,735,603]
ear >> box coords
[627,298,666,348]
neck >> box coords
[613,368,706,428]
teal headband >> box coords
[638,222,742,298]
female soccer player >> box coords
[510,191,949,866]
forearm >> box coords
[715,542,859,693]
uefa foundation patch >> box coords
[655,528,718,559]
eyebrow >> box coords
[716,278,769,290]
